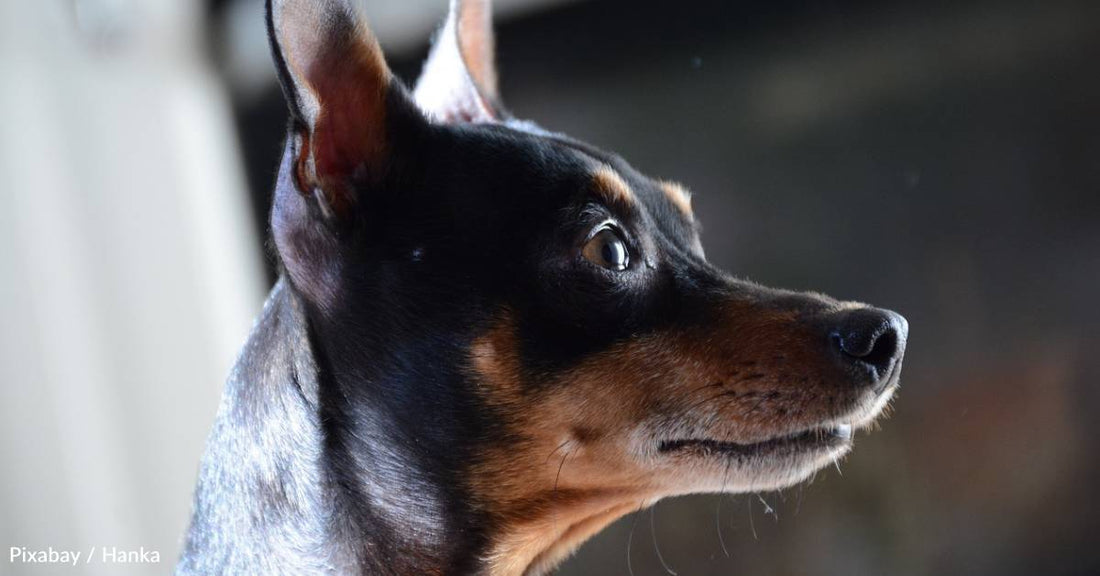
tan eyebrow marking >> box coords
[591,165,635,207]
[658,180,693,218]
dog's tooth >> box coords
[834,424,852,439]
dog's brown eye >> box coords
[583,227,629,271]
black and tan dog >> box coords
[178,0,909,574]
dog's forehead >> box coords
[438,122,697,233]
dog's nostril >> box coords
[831,308,908,384]
[858,329,897,371]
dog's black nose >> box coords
[830,307,908,389]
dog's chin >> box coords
[655,383,898,494]
[655,424,852,494]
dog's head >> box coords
[266,0,908,573]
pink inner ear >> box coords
[456,0,498,99]
[306,42,391,211]
[276,3,394,214]
[414,0,501,123]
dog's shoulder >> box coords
[178,280,343,575]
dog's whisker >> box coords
[551,447,572,535]
[626,512,640,576]
[716,461,732,558]
[757,494,778,524]
[545,439,571,464]
[650,505,678,576]
[748,496,758,541]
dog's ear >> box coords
[267,0,406,217]
[414,0,503,123]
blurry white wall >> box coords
[0,0,264,573]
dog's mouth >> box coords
[657,376,901,465]
[657,423,853,459]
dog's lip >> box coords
[657,423,852,457]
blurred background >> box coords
[1,0,1098,574]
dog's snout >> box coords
[829,307,908,389]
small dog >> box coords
[178,0,909,574]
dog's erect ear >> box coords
[414,0,503,123]
[267,0,401,217]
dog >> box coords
[177,0,909,574]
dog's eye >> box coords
[583,227,629,271]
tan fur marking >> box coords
[468,296,882,575]
[591,165,635,207]
[469,316,652,575]
[520,502,640,576]
[659,180,693,217]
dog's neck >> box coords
[179,280,484,574]
[180,279,636,575]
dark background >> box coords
[216,0,1100,574]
